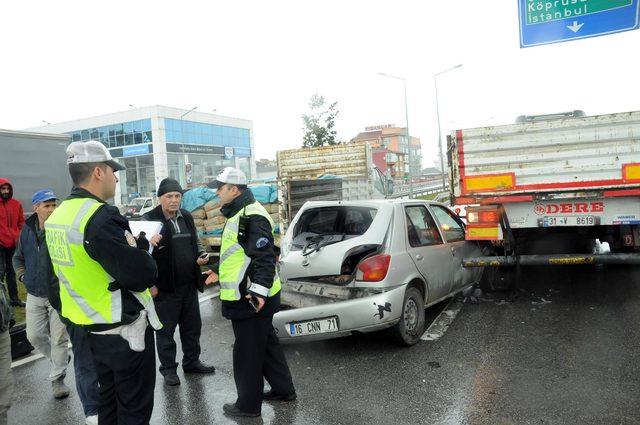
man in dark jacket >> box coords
[204,167,295,418]
[13,190,71,400]
[143,178,215,386]
[0,178,26,307]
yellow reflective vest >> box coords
[219,201,281,301]
[46,198,161,329]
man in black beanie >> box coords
[142,178,215,386]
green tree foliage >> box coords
[302,94,340,148]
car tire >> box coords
[479,266,513,292]
[392,287,425,346]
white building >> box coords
[28,105,255,204]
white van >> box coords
[124,197,157,219]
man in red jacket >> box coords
[0,178,25,307]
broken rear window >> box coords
[293,206,377,239]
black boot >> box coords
[223,403,260,417]
[183,360,215,374]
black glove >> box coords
[136,231,150,251]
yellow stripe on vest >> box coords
[218,201,281,301]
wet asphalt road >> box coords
[8,265,640,425]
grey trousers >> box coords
[0,330,12,425]
[25,294,69,381]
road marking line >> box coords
[11,291,220,369]
[11,341,73,369]
[421,296,464,341]
[11,353,45,369]
[199,291,220,302]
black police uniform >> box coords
[46,187,158,425]
[219,189,295,415]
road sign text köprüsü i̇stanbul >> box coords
[526,0,632,25]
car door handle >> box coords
[415,254,424,261]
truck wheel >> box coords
[479,267,513,292]
[392,287,425,346]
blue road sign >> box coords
[519,0,640,48]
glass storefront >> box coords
[237,157,250,177]
[164,118,250,148]
[167,153,234,188]
[68,119,152,148]
[117,154,156,203]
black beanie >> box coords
[157,178,183,197]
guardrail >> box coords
[388,181,449,199]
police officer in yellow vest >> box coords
[204,167,295,418]
[45,140,160,425]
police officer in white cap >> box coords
[45,140,160,425]
[204,167,295,418]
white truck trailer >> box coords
[448,110,640,289]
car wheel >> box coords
[392,287,425,346]
[479,266,513,292]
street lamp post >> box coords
[434,64,463,192]
[379,72,413,198]
[181,106,198,120]
[179,106,199,184]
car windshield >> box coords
[130,198,147,207]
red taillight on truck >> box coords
[478,210,499,223]
[466,206,503,241]
[467,206,501,224]
[356,254,391,282]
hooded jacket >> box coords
[0,178,25,249]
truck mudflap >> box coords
[463,253,640,267]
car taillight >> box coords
[356,254,391,282]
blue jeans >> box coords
[66,324,100,416]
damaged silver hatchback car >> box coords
[273,199,486,346]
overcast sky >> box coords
[1,1,639,168]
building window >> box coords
[117,154,155,204]
[166,153,234,188]
[66,119,152,149]
[237,157,250,177]
[163,118,250,148]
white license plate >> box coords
[543,216,595,227]
[287,317,339,337]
